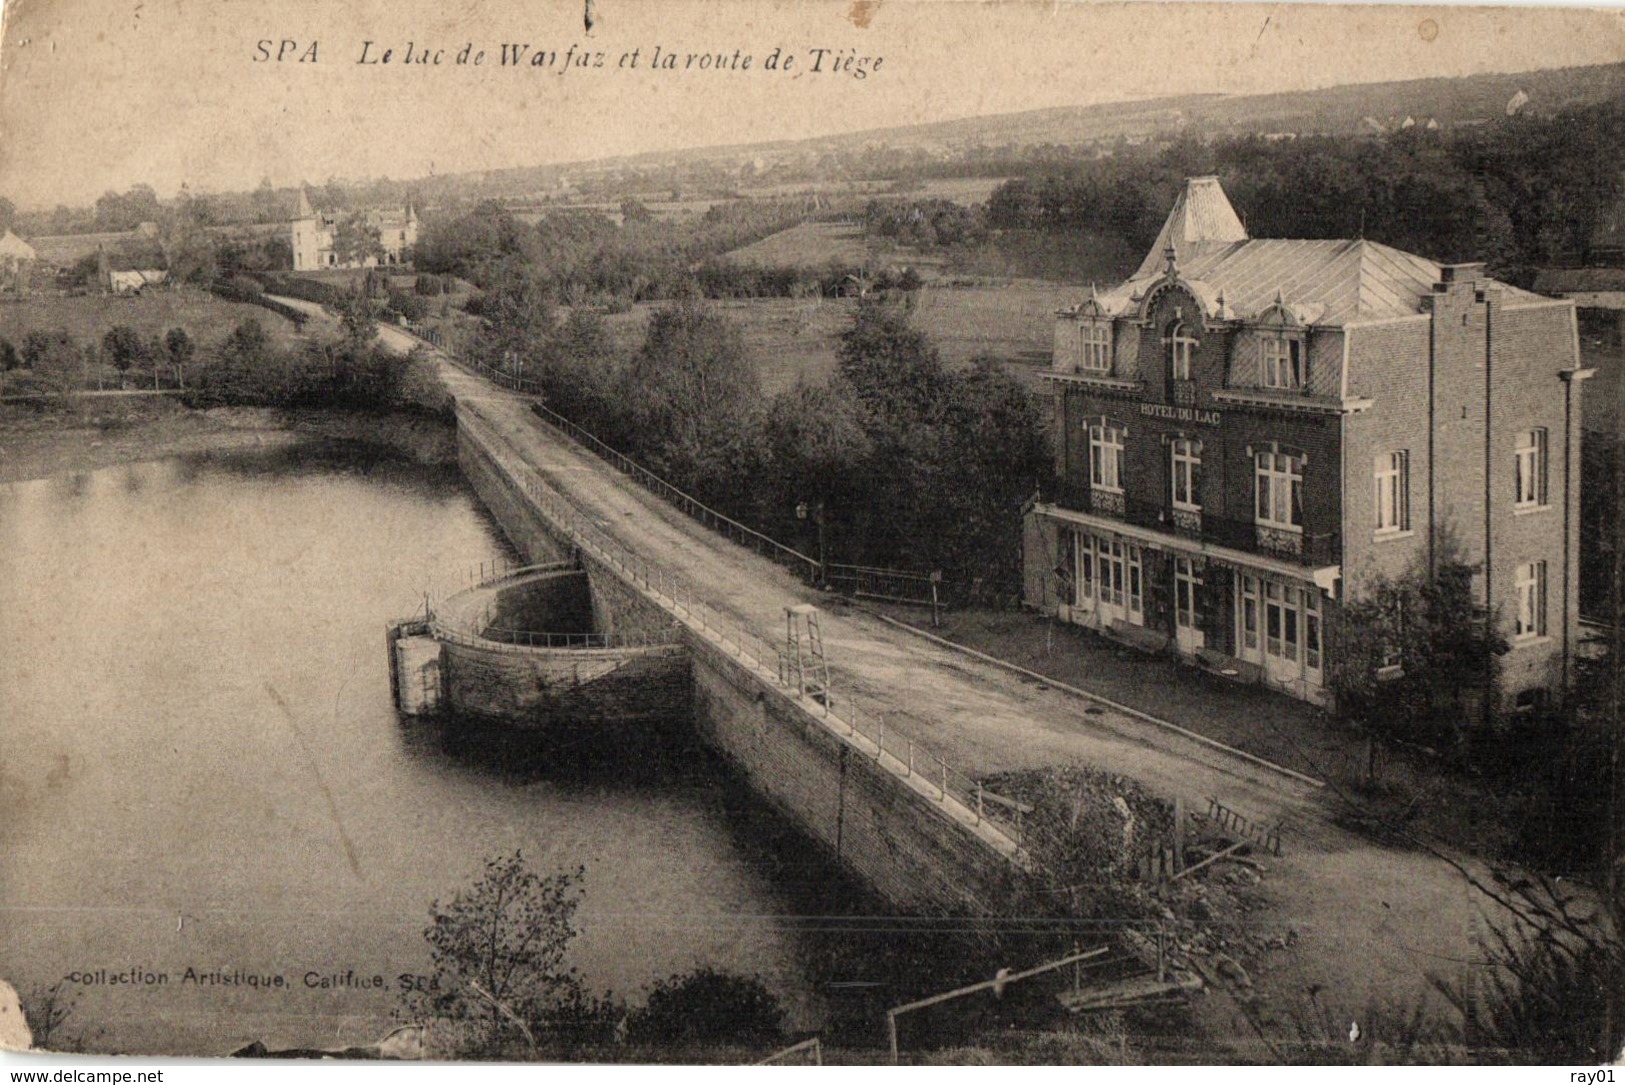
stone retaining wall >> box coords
[455,409,1023,912]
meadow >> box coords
[0,286,304,352]
[602,280,1081,397]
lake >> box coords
[0,441,823,1056]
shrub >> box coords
[389,289,430,322]
[623,969,784,1048]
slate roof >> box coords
[1132,175,1248,279]
[1088,178,1550,327]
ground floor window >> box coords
[1174,557,1201,628]
[1240,574,1260,651]
[1237,573,1323,684]
[1073,532,1142,617]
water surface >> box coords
[0,443,813,1055]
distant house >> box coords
[28,222,168,293]
[0,229,38,295]
[96,229,169,295]
[289,189,418,271]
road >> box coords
[381,322,1517,1041]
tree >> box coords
[27,330,86,399]
[21,330,53,370]
[619,198,655,225]
[160,192,217,284]
[836,295,950,424]
[622,299,763,492]
[763,379,874,562]
[164,327,195,386]
[252,177,280,225]
[337,283,379,352]
[332,213,385,266]
[102,325,147,380]
[537,308,624,439]
[93,183,160,232]
[402,852,592,1057]
[928,359,1053,599]
[1331,542,1508,784]
[765,380,874,503]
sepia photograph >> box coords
[3,0,1625,1068]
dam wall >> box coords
[453,404,1024,912]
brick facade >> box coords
[1026,178,1590,714]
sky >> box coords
[1,0,1623,210]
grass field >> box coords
[719,218,1139,285]
[717,221,881,270]
[909,176,1014,205]
[730,176,1009,208]
[603,279,1081,397]
[0,286,304,352]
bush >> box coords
[389,288,430,322]
[623,969,784,1048]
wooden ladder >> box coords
[784,604,830,708]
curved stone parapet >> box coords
[426,563,691,732]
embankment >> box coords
[0,399,456,484]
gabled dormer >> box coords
[1235,291,1324,394]
[1053,283,1140,386]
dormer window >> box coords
[1261,334,1305,390]
[1168,321,1198,380]
[1079,321,1112,373]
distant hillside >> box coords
[401,60,1625,209]
[689,59,1625,159]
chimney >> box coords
[1435,263,1486,292]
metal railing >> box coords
[426,560,682,652]
[1039,477,1341,566]
[755,1037,822,1066]
[824,563,941,608]
[528,399,824,583]
[427,332,949,602]
[457,409,1028,857]
[442,350,546,396]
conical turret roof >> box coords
[1132,176,1248,279]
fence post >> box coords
[940,757,949,803]
[906,740,914,777]
[1173,796,1186,874]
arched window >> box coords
[1167,321,1198,381]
